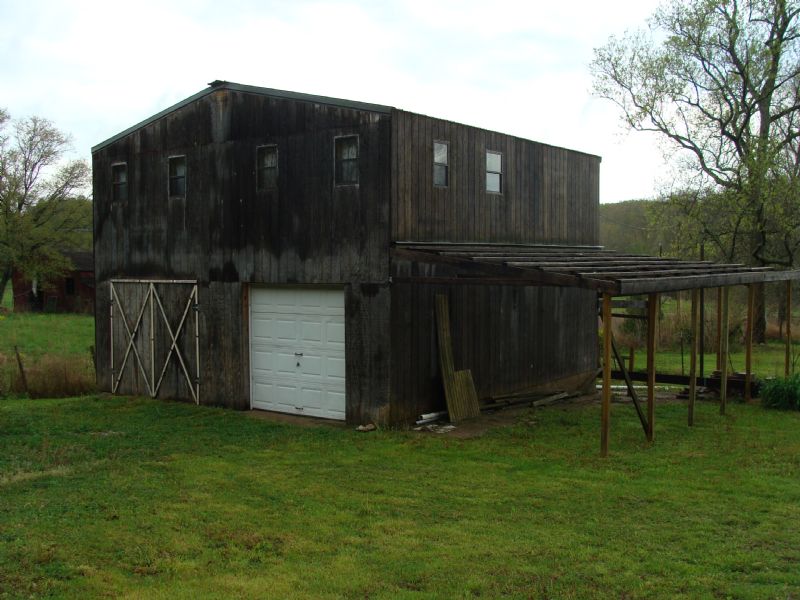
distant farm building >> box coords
[12,250,94,314]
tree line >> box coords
[592,0,800,342]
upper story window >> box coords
[433,141,449,187]
[335,135,359,185]
[486,150,503,194]
[256,145,278,191]
[168,155,187,197]
[111,163,128,202]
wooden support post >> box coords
[688,289,699,426]
[628,346,635,373]
[716,287,723,371]
[601,293,612,457]
[745,284,754,402]
[786,281,793,378]
[720,286,730,414]
[647,293,658,442]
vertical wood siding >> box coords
[93,89,392,421]
[391,110,600,245]
[390,282,598,423]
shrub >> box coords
[761,374,800,411]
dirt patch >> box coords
[247,408,348,429]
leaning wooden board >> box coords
[435,294,481,422]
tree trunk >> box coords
[0,268,11,309]
[753,282,767,344]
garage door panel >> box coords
[250,287,346,420]
[326,322,345,345]
[275,352,299,375]
[300,320,323,343]
[300,355,323,376]
[251,349,275,373]
[327,357,346,381]
[251,318,275,341]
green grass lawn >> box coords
[654,341,798,378]
[1,286,10,311]
[2,396,799,598]
[0,312,94,360]
[0,312,95,396]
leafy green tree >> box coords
[592,0,800,341]
[0,110,90,303]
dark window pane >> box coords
[434,164,448,187]
[169,156,186,197]
[169,156,186,177]
[170,175,186,197]
[335,137,359,185]
[487,172,502,193]
[112,164,128,203]
[338,159,359,184]
[257,146,278,190]
[65,278,75,296]
[486,151,502,173]
[434,142,448,165]
[336,136,358,161]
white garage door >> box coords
[249,287,346,420]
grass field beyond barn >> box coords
[1,396,799,598]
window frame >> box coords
[334,135,359,186]
[111,162,128,203]
[433,140,449,188]
[168,155,187,198]
[486,150,503,194]
[256,144,279,191]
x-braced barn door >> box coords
[109,279,200,403]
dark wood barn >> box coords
[12,251,95,314]
[89,81,604,424]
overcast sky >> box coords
[1,0,667,202]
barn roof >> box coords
[392,243,800,295]
[91,81,393,152]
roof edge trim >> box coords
[91,81,394,153]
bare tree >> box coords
[0,111,90,304]
[592,0,800,341]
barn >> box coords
[12,250,95,314]
[92,81,800,444]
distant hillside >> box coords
[599,200,666,256]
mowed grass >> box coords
[655,341,799,378]
[0,312,94,360]
[2,396,799,598]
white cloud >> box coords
[0,0,665,201]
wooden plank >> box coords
[618,270,800,295]
[716,287,723,371]
[647,293,658,442]
[688,288,699,426]
[610,330,648,435]
[720,286,730,415]
[601,293,612,457]
[434,294,480,422]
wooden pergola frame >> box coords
[392,243,800,456]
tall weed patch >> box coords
[761,374,800,411]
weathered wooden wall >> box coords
[389,281,597,423]
[391,109,600,245]
[93,88,392,421]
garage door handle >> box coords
[294,352,303,357]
